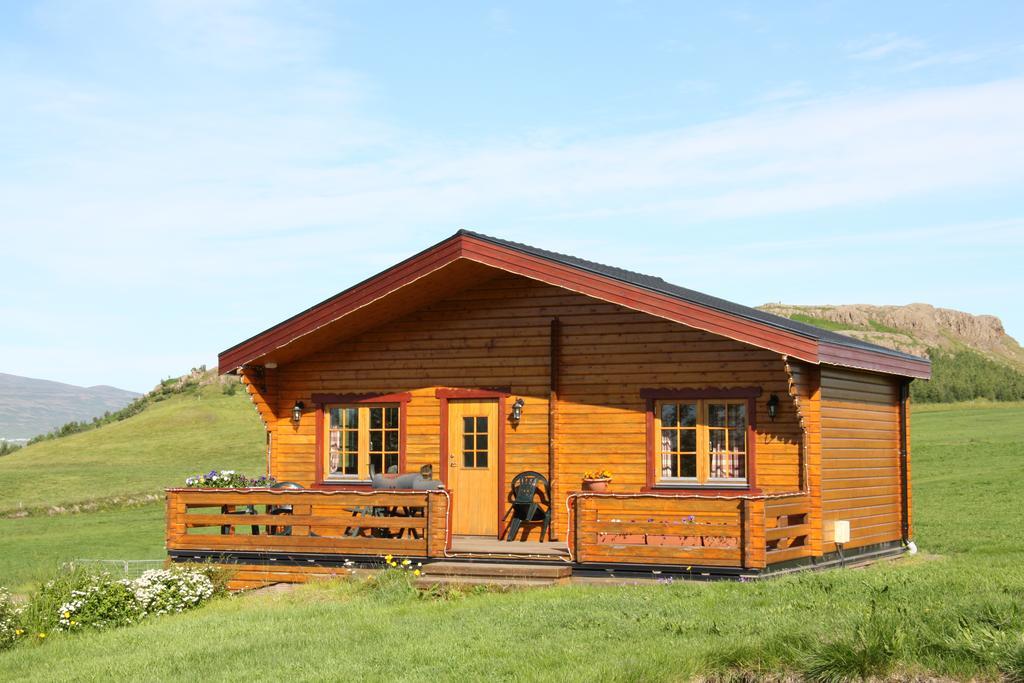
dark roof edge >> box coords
[457,229,930,367]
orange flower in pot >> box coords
[582,469,612,492]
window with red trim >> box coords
[324,404,400,480]
[654,399,748,485]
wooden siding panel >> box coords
[820,367,904,552]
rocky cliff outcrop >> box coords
[758,303,1024,369]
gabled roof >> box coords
[219,230,931,379]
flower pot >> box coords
[582,478,611,492]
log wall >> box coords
[820,367,906,551]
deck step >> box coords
[422,561,571,580]
[414,575,564,590]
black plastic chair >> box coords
[502,471,552,542]
[266,481,303,536]
[219,504,259,536]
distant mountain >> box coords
[0,373,141,441]
[757,303,1024,402]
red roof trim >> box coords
[218,232,927,379]
[819,342,931,379]
[218,236,465,372]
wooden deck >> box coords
[165,488,812,589]
[449,535,570,560]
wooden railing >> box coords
[572,494,755,568]
[165,489,449,558]
[764,495,812,564]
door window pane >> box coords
[661,403,677,427]
[460,411,491,469]
[708,404,727,427]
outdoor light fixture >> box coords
[767,394,780,421]
[511,397,525,424]
[291,401,304,424]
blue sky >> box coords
[1,1,1023,393]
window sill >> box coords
[642,485,760,496]
[315,480,372,489]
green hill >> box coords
[0,383,265,516]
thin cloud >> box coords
[846,33,925,61]
[898,43,1023,72]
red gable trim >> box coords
[218,235,464,372]
[218,232,927,379]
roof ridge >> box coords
[458,229,928,364]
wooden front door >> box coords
[447,399,499,536]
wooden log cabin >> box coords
[165,230,930,585]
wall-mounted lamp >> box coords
[511,397,525,425]
[291,400,305,424]
[767,394,780,421]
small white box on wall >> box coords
[833,520,851,545]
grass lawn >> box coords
[0,504,166,593]
[0,385,265,515]
[2,402,1023,681]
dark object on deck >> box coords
[369,463,445,491]
[267,481,303,535]
[219,504,259,535]
[503,471,552,542]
